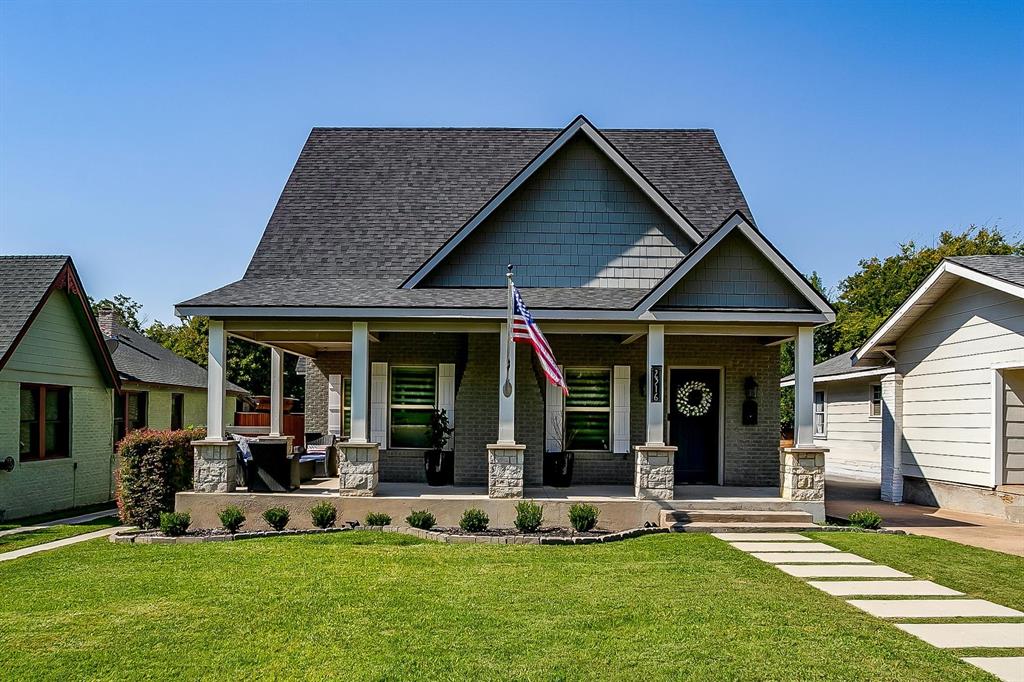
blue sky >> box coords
[2,0,1021,324]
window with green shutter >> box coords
[565,368,611,451]
[389,367,437,448]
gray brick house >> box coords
[177,115,833,510]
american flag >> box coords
[510,282,568,395]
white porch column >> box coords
[497,322,515,444]
[269,347,284,437]
[205,319,227,441]
[349,321,370,443]
[645,324,665,445]
[880,373,904,502]
[794,326,815,447]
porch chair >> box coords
[246,441,299,492]
[302,433,339,479]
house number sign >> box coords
[650,365,662,403]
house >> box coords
[788,255,1024,523]
[175,115,835,526]
[95,308,247,440]
[0,256,120,519]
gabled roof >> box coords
[0,255,120,388]
[854,255,1024,364]
[105,320,248,395]
[780,349,893,387]
[634,212,835,318]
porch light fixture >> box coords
[0,456,14,472]
[742,376,759,426]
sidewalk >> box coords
[0,525,126,562]
[0,507,118,538]
[826,477,1024,557]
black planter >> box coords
[424,449,454,486]
[543,451,574,487]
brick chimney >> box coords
[97,305,119,338]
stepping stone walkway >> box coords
[713,532,1024,682]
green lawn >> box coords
[0,532,1006,680]
[0,502,117,530]
[0,517,121,553]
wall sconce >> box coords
[742,376,759,426]
[0,456,14,473]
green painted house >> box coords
[0,256,247,520]
[0,256,121,520]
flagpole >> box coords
[503,264,514,397]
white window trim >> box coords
[813,389,827,438]
[563,367,613,453]
[868,383,883,421]
[388,365,438,451]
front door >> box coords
[669,369,720,484]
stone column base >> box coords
[338,442,380,497]
[779,447,827,502]
[193,440,238,493]
[487,443,526,498]
[634,444,677,500]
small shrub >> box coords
[262,507,290,531]
[218,506,246,533]
[514,500,544,532]
[310,502,337,529]
[365,512,392,527]
[459,508,489,532]
[848,509,883,530]
[159,511,191,537]
[568,503,600,532]
[406,510,436,530]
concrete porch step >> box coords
[666,521,820,533]
[660,509,815,525]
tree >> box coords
[89,294,145,332]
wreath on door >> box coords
[676,380,713,417]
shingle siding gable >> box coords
[423,136,693,289]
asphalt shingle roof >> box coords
[182,126,752,309]
[0,256,72,361]
[107,321,247,394]
[781,349,890,383]
[947,255,1024,288]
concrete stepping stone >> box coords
[751,552,872,564]
[962,657,1024,682]
[808,580,963,596]
[712,532,811,542]
[897,623,1024,649]
[848,599,1023,619]
[778,564,910,578]
[730,541,838,553]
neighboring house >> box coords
[791,256,1023,523]
[0,256,120,519]
[781,350,894,481]
[177,115,834,507]
[95,309,247,440]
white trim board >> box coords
[855,259,1024,364]
[780,366,895,388]
[633,212,835,319]
[401,115,703,288]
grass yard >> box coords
[0,532,1013,680]
[0,517,121,553]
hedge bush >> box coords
[514,501,544,532]
[365,512,392,527]
[263,507,290,531]
[218,506,246,533]
[116,428,205,529]
[310,502,337,529]
[160,511,191,536]
[848,509,884,530]
[459,508,489,532]
[568,503,599,532]
[406,510,436,530]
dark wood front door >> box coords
[669,368,720,484]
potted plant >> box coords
[542,414,574,487]
[424,408,454,486]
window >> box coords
[389,367,437,448]
[170,393,184,431]
[565,368,611,451]
[869,384,883,419]
[19,384,71,461]
[813,390,826,438]
[114,391,148,445]
[342,378,352,436]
